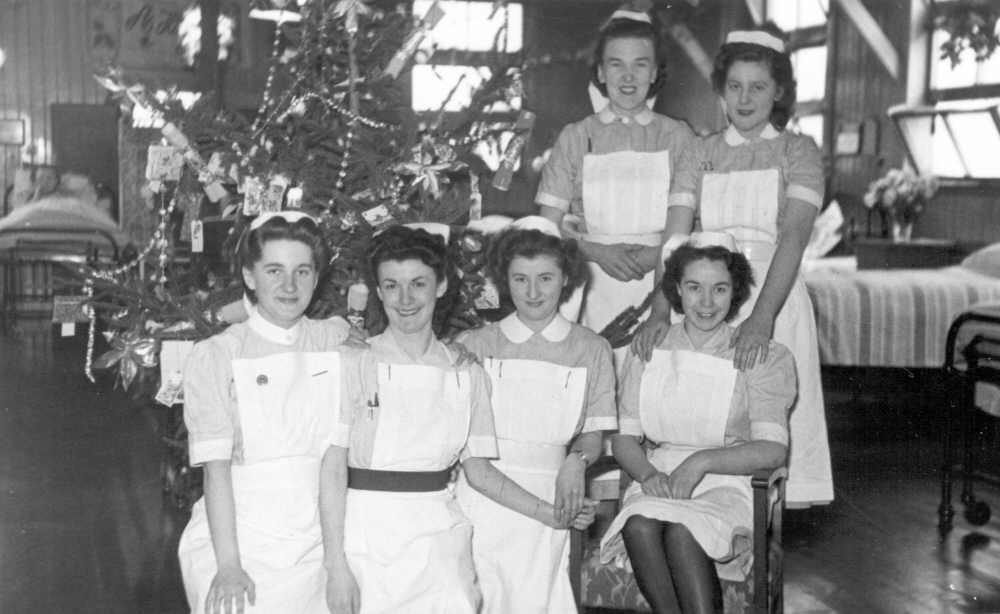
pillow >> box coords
[962,242,1000,278]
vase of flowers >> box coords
[863,168,940,242]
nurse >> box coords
[535,7,694,348]
[602,233,795,613]
[632,28,833,506]
[321,225,579,614]
[179,211,349,614]
[456,216,616,614]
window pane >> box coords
[931,29,978,89]
[791,113,823,147]
[766,0,828,31]
[946,111,1000,178]
[414,1,522,53]
[412,65,491,112]
[895,114,937,175]
[976,51,1000,86]
[792,46,827,101]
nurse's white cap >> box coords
[509,215,561,238]
[402,222,450,243]
[689,231,739,252]
[725,30,786,53]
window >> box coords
[764,0,829,147]
[891,1,1000,181]
[410,1,522,115]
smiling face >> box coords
[597,36,656,115]
[507,254,566,332]
[242,239,318,329]
[376,258,446,336]
[722,59,782,137]
[678,257,734,346]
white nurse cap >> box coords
[689,231,739,252]
[510,215,562,239]
[725,30,786,53]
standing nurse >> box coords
[535,7,693,349]
[634,29,833,506]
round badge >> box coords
[256,374,268,386]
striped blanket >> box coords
[802,257,1000,369]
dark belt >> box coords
[347,466,453,492]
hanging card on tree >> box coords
[145,145,184,182]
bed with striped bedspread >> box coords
[802,257,1000,369]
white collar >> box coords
[598,104,655,126]
[247,310,302,345]
[499,312,573,343]
[724,122,780,146]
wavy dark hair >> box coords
[238,215,327,304]
[487,227,588,306]
[711,27,796,130]
[590,17,665,100]
[661,244,755,322]
[364,225,458,336]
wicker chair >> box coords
[569,456,787,614]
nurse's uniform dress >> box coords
[456,313,618,614]
[337,331,499,614]
[600,324,795,581]
[178,312,349,614]
[670,124,833,506]
[536,106,694,349]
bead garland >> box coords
[251,22,285,134]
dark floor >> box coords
[1,320,999,613]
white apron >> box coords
[580,149,670,346]
[700,168,833,506]
[600,350,755,582]
[179,351,342,614]
[344,362,479,614]
[456,358,587,614]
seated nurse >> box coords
[321,225,579,614]
[600,233,796,614]
[179,212,349,614]
[456,216,615,614]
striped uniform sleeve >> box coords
[616,350,647,437]
[785,134,824,209]
[535,123,584,212]
[746,343,797,446]
[580,336,618,433]
[668,135,703,209]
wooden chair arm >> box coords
[751,465,788,491]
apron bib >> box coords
[600,349,756,581]
[580,149,671,335]
[457,358,587,614]
[699,165,834,506]
[345,362,479,614]
[179,351,341,614]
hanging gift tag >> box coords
[157,341,195,406]
[286,185,303,209]
[191,220,204,253]
[60,322,76,337]
[243,176,262,215]
[52,295,89,323]
[474,278,501,310]
[145,145,184,182]
[362,204,394,229]
[155,371,185,407]
[160,122,190,149]
[261,178,287,213]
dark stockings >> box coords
[622,515,723,614]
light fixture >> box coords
[0,48,6,69]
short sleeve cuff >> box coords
[461,435,499,461]
[750,422,788,446]
[536,192,570,211]
[619,418,643,437]
[189,438,233,465]
[582,416,618,433]
[786,185,822,208]
[323,423,351,450]
[669,192,697,208]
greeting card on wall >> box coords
[121,0,187,70]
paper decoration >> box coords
[384,1,446,79]
[157,340,195,407]
[286,185,304,208]
[362,204,394,229]
[474,278,500,310]
[243,176,264,215]
[145,145,184,181]
[492,110,536,191]
[52,295,89,323]
[261,176,288,213]
[191,220,204,253]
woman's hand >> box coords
[205,564,255,614]
[665,453,708,500]
[447,341,481,368]
[639,471,671,498]
[629,245,661,274]
[554,453,586,526]
[630,317,670,361]
[570,499,598,530]
[588,243,646,281]
[343,324,369,349]
[325,560,361,614]
[732,311,774,371]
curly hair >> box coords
[238,215,328,304]
[661,244,755,322]
[364,225,458,336]
[487,228,588,305]
[590,17,666,100]
[711,28,796,130]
